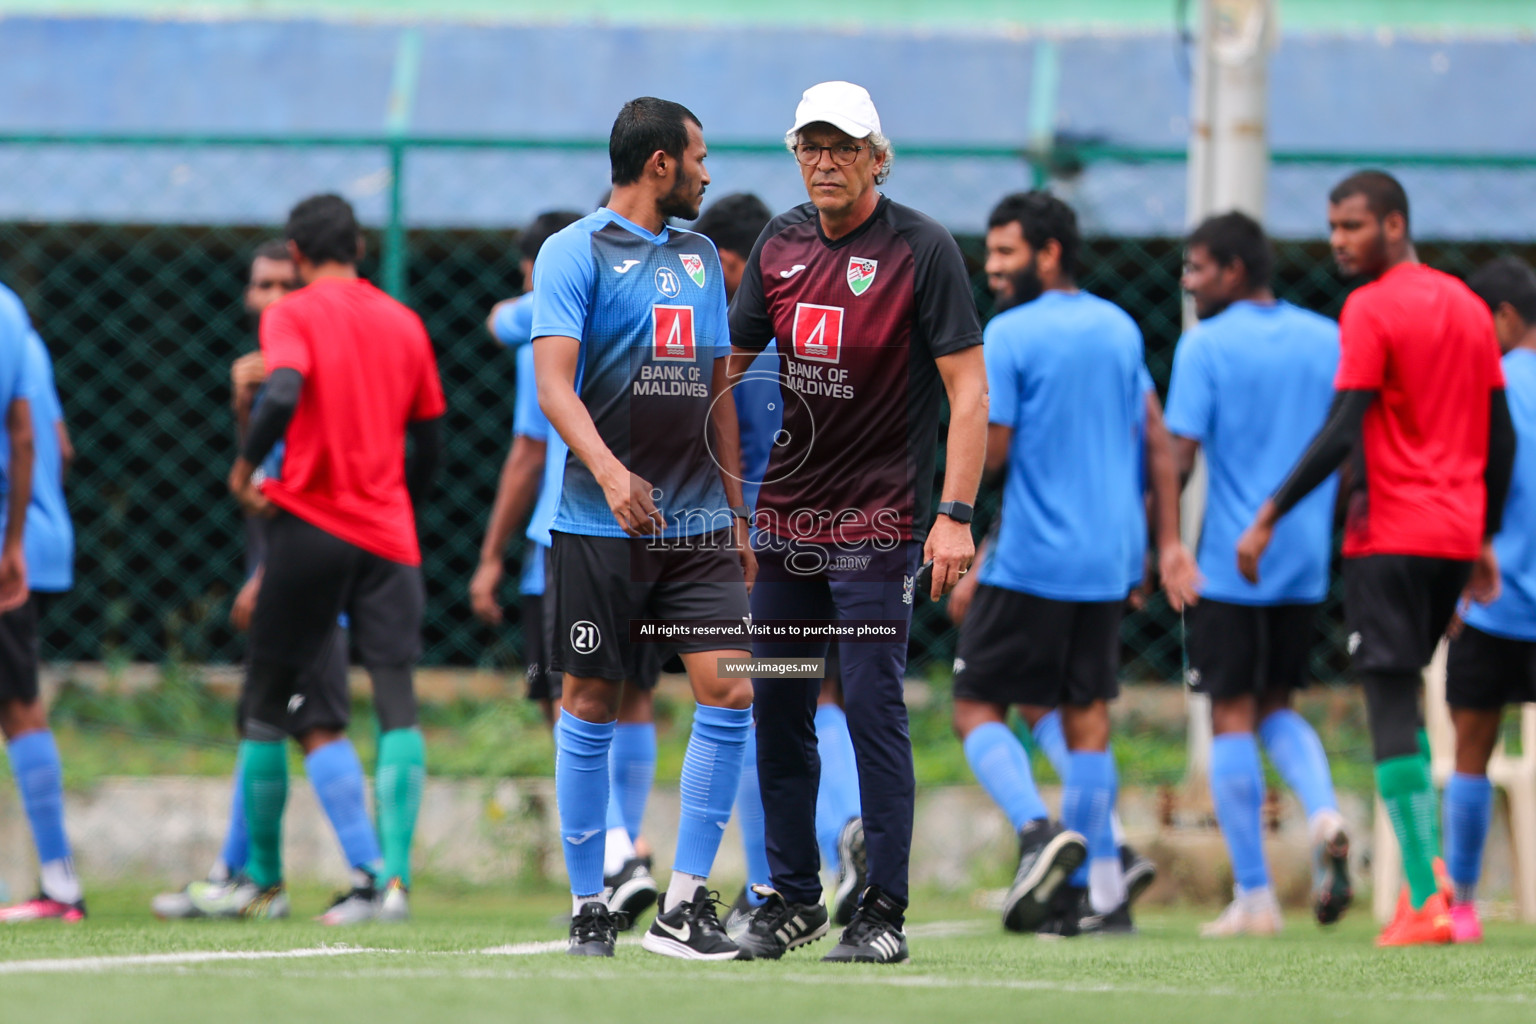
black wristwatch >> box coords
[730,504,752,521]
[936,500,973,524]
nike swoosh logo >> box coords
[656,918,691,942]
[779,264,807,279]
[564,830,602,846]
[613,260,641,273]
[715,821,729,830]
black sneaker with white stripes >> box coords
[733,885,830,960]
[604,856,659,930]
[640,886,747,961]
[830,817,867,926]
[568,900,626,957]
[822,885,909,964]
[1002,819,1087,933]
[1120,844,1157,908]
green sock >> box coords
[240,739,289,889]
[1417,726,1442,850]
[1377,754,1439,908]
[377,728,426,888]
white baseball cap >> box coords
[787,81,882,140]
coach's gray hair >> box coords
[785,129,895,185]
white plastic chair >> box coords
[1372,640,1536,922]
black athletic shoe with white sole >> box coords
[733,885,830,960]
[822,886,909,964]
[1002,819,1087,933]
[831,817,867,926]
[604,856,659,930]
[640,886,748,961]
[1120,844,1157,908]
[569,901,626,957]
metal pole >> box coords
[381,28,422,301]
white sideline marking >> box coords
[0,944,394,975]
[476,940,570,955]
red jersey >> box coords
[1334,262,1505,560]
[259,278,446,565]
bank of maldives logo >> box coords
[846,256,878,296]
[680,253,706,288]
[652,304,696,361]
[792,302,843,364]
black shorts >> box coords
[0,595,39,703]
[952,584,1123,707]
[1343,555,1471,674]
[250,512,425,671]
[523,592,554,701]
[548,529,749,682]
[238,623,351,736]
[1186,600,1318,700]
[1447,624,1536,710]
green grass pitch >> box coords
[1,885,1533,1024]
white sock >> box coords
[208,859,231,884]
[1110,811,1126,848]
[664,871,708,912]
[1237,884,1277,912]
[1309,808,1346,846]
[573,892,603,916]
[1088,857,1126,914]
[40,859,81,904]
[602,826,636,877]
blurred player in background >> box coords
[474,208,663,926]
[226,194,444,920]
[951,191,1194,937]
[729,82,987,964]
[1238,171,1515,947]
[533,98,754,960]
[1167,211,1351,938]
[950,191,1158,917]
[694,192,869,934]
[0,283,78,922]
[1441,256,1536,944]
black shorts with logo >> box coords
[952,583,1123,707]
[0,595,40,703]
[1185,600,1318,700]
[237,623,351,737]
[548,529,749,682]
[1343,555,1471,675]
[1447,623,1536,710]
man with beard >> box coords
[1237,171,1515,946]
[949,190,1195,936]
[532,97,755,960]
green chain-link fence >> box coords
[2,135,1532,681]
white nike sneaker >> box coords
[1200,895,1282,938]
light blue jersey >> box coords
[491,294,534,348]
[1465,348,1536,641]
[20,331,72,592]
[1165,300,1340,605]
[734,341,782,512]
[0,285,41,571]
[532,208,730,539]
[511,341,549,596]
[978,290,1151,602]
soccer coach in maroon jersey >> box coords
[728,82,986,963]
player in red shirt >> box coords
[1237,171,1515,946]
[226,194,446,918]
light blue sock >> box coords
[220,754,250,874]
[304,738,383,874]
[735,726,771,905]
[556,712,615,897]
[1061,750,1115,888]
[1258,708,1339,818]
[1031,710,1071,782]
[963,721,1050,831]
[1211,733,1269,891]
[813,703,861,871]
[674,704,752,878]
[8,730,71,864]
[1444,771,1492,900]
[610,722,656,841]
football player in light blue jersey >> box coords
[1167,211,1351,937]
[0,281,76,922]
[1441,256,1536,944]
[533,98,755,960]
[951,192,1196,937]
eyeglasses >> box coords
[794,142,865,167]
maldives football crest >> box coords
[846,256,878,296]
[679,253,706,289]
[652,304,696,361]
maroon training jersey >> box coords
[729,197,982,544]
[1334,262,1505,560]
